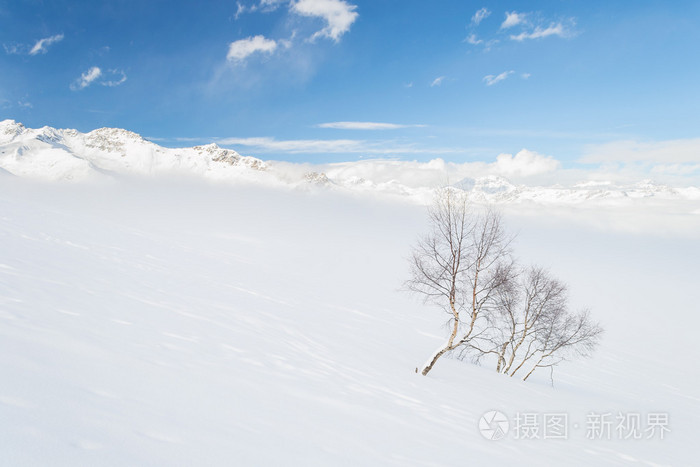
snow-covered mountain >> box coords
[2,120,699,206]
[0,120,268,182]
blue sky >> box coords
[1,0,700,171]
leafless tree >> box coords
[469,265,603,382]
[405,187,512,376]
[406,188,603,381]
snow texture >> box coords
[0,175,697,465]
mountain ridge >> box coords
[1,120,698,206]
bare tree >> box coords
[407,188,603,381]
[472,265,603,382]
[405,187,512,376]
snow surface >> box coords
[0,176,697,466]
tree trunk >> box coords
[421,310,459,375]
[420,345,451,375]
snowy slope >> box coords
[2,120,699,209]
[0,178,697,466]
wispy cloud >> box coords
[218,136,367,153]
[491,11,575,42]
[465,34,482,45]
[510,22,572,41]
[483,70,513,86]
[234,1,247,19]
[581,138,700,164]
[216,136,463,155]
[29,34,64,55]
[291,0,359,42]
[576,138,700,185]
[651,163,700,177]
[227,35,278,62]
[501,11,526,29]
[235,0,286,18]
[471,7,491,26]
[3,43,24,55]
[4,33,64,55]
[71,67,102,90]
[317,122,425,130]
[430,76,445,87]
[101,69,127,87]
[467,10,573,50]
[70,67,127,90]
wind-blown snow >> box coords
[0,177,697,466]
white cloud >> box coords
[430,76,445,87]
[521,72,531,79]
[651,163,700,176]
[218,136,366,153]
[101,69,127,87]
[70,67,102,91]
[501,11,526,29]
[234,1,247,19]
[465,34,483,45]
[493,149,560,177]
[581,139,700,164]
[291,0,359,42]
[483,70,513,86]
[235,0,286,18]
[259,0,287,9]
[471,8,491,25]
[510,22,571,41]
[227,35,278,62]
[311,150,564,189]
[3,43,24,55]
[29,34,64,55]
[70,67,127,90]
[318,122,424,130]
[216,136,464,155]
[4,34,64,55]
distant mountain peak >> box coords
[0,120,26,142]
[0,121,696,208]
